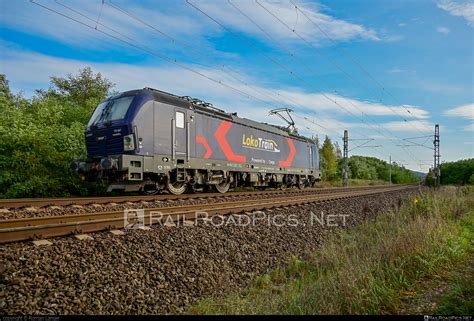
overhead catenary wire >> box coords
[290,0,426,132]
[188,0,425,169]
[104,0,340,136]
[253,0,426,169]
[226,0,404,160]
[32,0,426,171]
[107,0,378,142]
[187,0,403,141]
[230,0,424,148]
[254,0,431,151]
[32,0,283,111]
[36,0,341,141]
[254,0,422,141]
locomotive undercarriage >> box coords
[139,169,317,195]
[73,155,320,195]
[79,166,317,196]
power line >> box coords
[255,0,429,144]
[290,0,426,131]
[34,0,277,108]
[225,0,410,162]
[188,0,424,169]
[226,0,377,139]
[187,0,395,140]
[254,0,408,139]
[249,0,423,145]
[37,0,339,141]
[103,0,338,135]
[187,1,387,137]
[253,0,425,169]
[33,0,426,171]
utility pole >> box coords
[400,128,440,184]
[433,124,440,187]
[389,155,392,185]
[343,130,349,187]
[341,130,381,187]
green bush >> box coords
[425,159,474,186]
[348,155,419,184]
[0,69,113,197]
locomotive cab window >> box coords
[88,96,135,127]
[175,111,185,128]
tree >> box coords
[0,74,12,100]
[436,159,474,185]
[320,136,337,181]
[348,155,419,183]
[36,66,114,125]
[0,68,114,197]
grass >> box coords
[434,216,474,315]
[435,258,474,315]
[232,179,389,192]
[188,186,473,315]
[314,179,388,188]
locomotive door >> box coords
[173,108,188,161]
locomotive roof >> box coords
[120,88,315,143]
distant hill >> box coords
[410,170,426,178]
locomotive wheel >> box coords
[167,181,187,195]
[143,183,160,195]
[279,183,287,191]
[215,181,230,193]
[297,180,306,190]
[186,184,197,194]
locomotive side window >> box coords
[175,111,185,128]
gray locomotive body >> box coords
[73,88,321,194]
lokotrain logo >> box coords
[242,134,280,153]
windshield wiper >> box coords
[96,101,113,124]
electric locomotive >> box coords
[72,87,321,194]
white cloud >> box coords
[443,103,474,120]
[388,67,417,74]
[382,120,436,133]
[179,0,381,46]
[436,26,451,33]
[0,0,220,55]
[273,90,429,119]
[204,0,380,42]
[389,67,404,74]
[0,0,381,56]
[398,22,407,27]
[464,123,474,131]
[438,0,474,26]
[383,34,405,42]
[1,44,435,142]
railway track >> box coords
[0,185,417,244]
[0,184,405,209]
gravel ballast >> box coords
[1,188,418,314]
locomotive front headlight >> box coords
[123,134,135,151]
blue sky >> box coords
[1,0,473,172]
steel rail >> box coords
[0,184,407,209]
[0,185,416,244]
